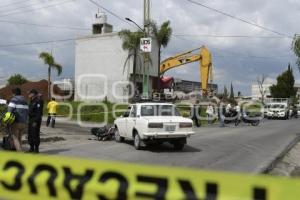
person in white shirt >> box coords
[234,103,241,120]
[206,104,214,125]
[226,103,232,114]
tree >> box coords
[292,34,300,71]
[39,52,62,99]
[150,20,172,91]
[119,30,144,92]
[223,86,228,99]
[7,74,28,86]
[270,63,296,98]
[257,74,268,103]
[229,82,234,101]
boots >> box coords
[28,145,39,153]
[34,145,39,153]
[29,145,34,152]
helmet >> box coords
[2,112,15,125]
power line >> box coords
[0,0,75,17]
[0,36,292,65]
[0,38,75,48]
[87,0,134,27]
[173,34,291,39]
[0,19,91,31]
[0,0,50,13]
[171,35,291,61]
[186,0,292,38]
[0,0,35,9]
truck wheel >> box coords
[115,128,124,143]
[134,133,142,150]
[173,142,185,150]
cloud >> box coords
[0,0,298,95]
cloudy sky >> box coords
[0,0,299,95]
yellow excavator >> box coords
[160,46,213,96]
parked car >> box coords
[114,103,194,150]
[266,103,290,119]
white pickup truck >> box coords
[266,103,290,119]
[114,103,194,150]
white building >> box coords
[252,82,300,102]
[75,13,158,103]
[251,83,272,100]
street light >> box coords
[125,17,151,100]
[125,18,144,32]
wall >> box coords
[75,32,158,103]
[251,83,272,99]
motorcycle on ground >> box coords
[224,109,261,126]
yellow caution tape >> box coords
[0,151,299,200]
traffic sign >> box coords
[140,37,152,52]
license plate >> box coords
[165,125,176,132]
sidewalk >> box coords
[268,141,300,177]
[1,118,94,148]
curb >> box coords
[21,136,66,144]
[260,134,300,174]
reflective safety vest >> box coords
[2,112,16,125]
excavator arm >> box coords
[160,46,213,96]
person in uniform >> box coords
[28,89,44,153]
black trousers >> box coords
[28,119,42,149]
[46,113,56,128]
[192,117,200,127]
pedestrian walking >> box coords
[218,103,226,127]
[206,104,214,125]
[7,88,28,152]
[46,97,58,128]
[234,103,241,120]
[191,104,200,127]
[28,89,44,153]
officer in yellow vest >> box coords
[46,98,58,128]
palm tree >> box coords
[119,30,144,91]
[292,34,300,72]
[150,20,172,91]
[39,52,62,99]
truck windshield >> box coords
[271,104,285,109]
[141,105,181,116]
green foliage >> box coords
[292,34,300,71]
[150,20,172,48]
[270,64,297,98]
[118,30,144,85]
[7,74,28,86]
[291,96,299,106]
[39,52,62,76]
[118,30,144,51]
[47,101,128,124]
[229,82,234,101]
[223,86,228,100]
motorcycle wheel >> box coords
[251,120,260,126]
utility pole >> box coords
[142,0,150,99]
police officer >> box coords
[28,89,44,153]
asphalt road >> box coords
[39,118,300,173]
